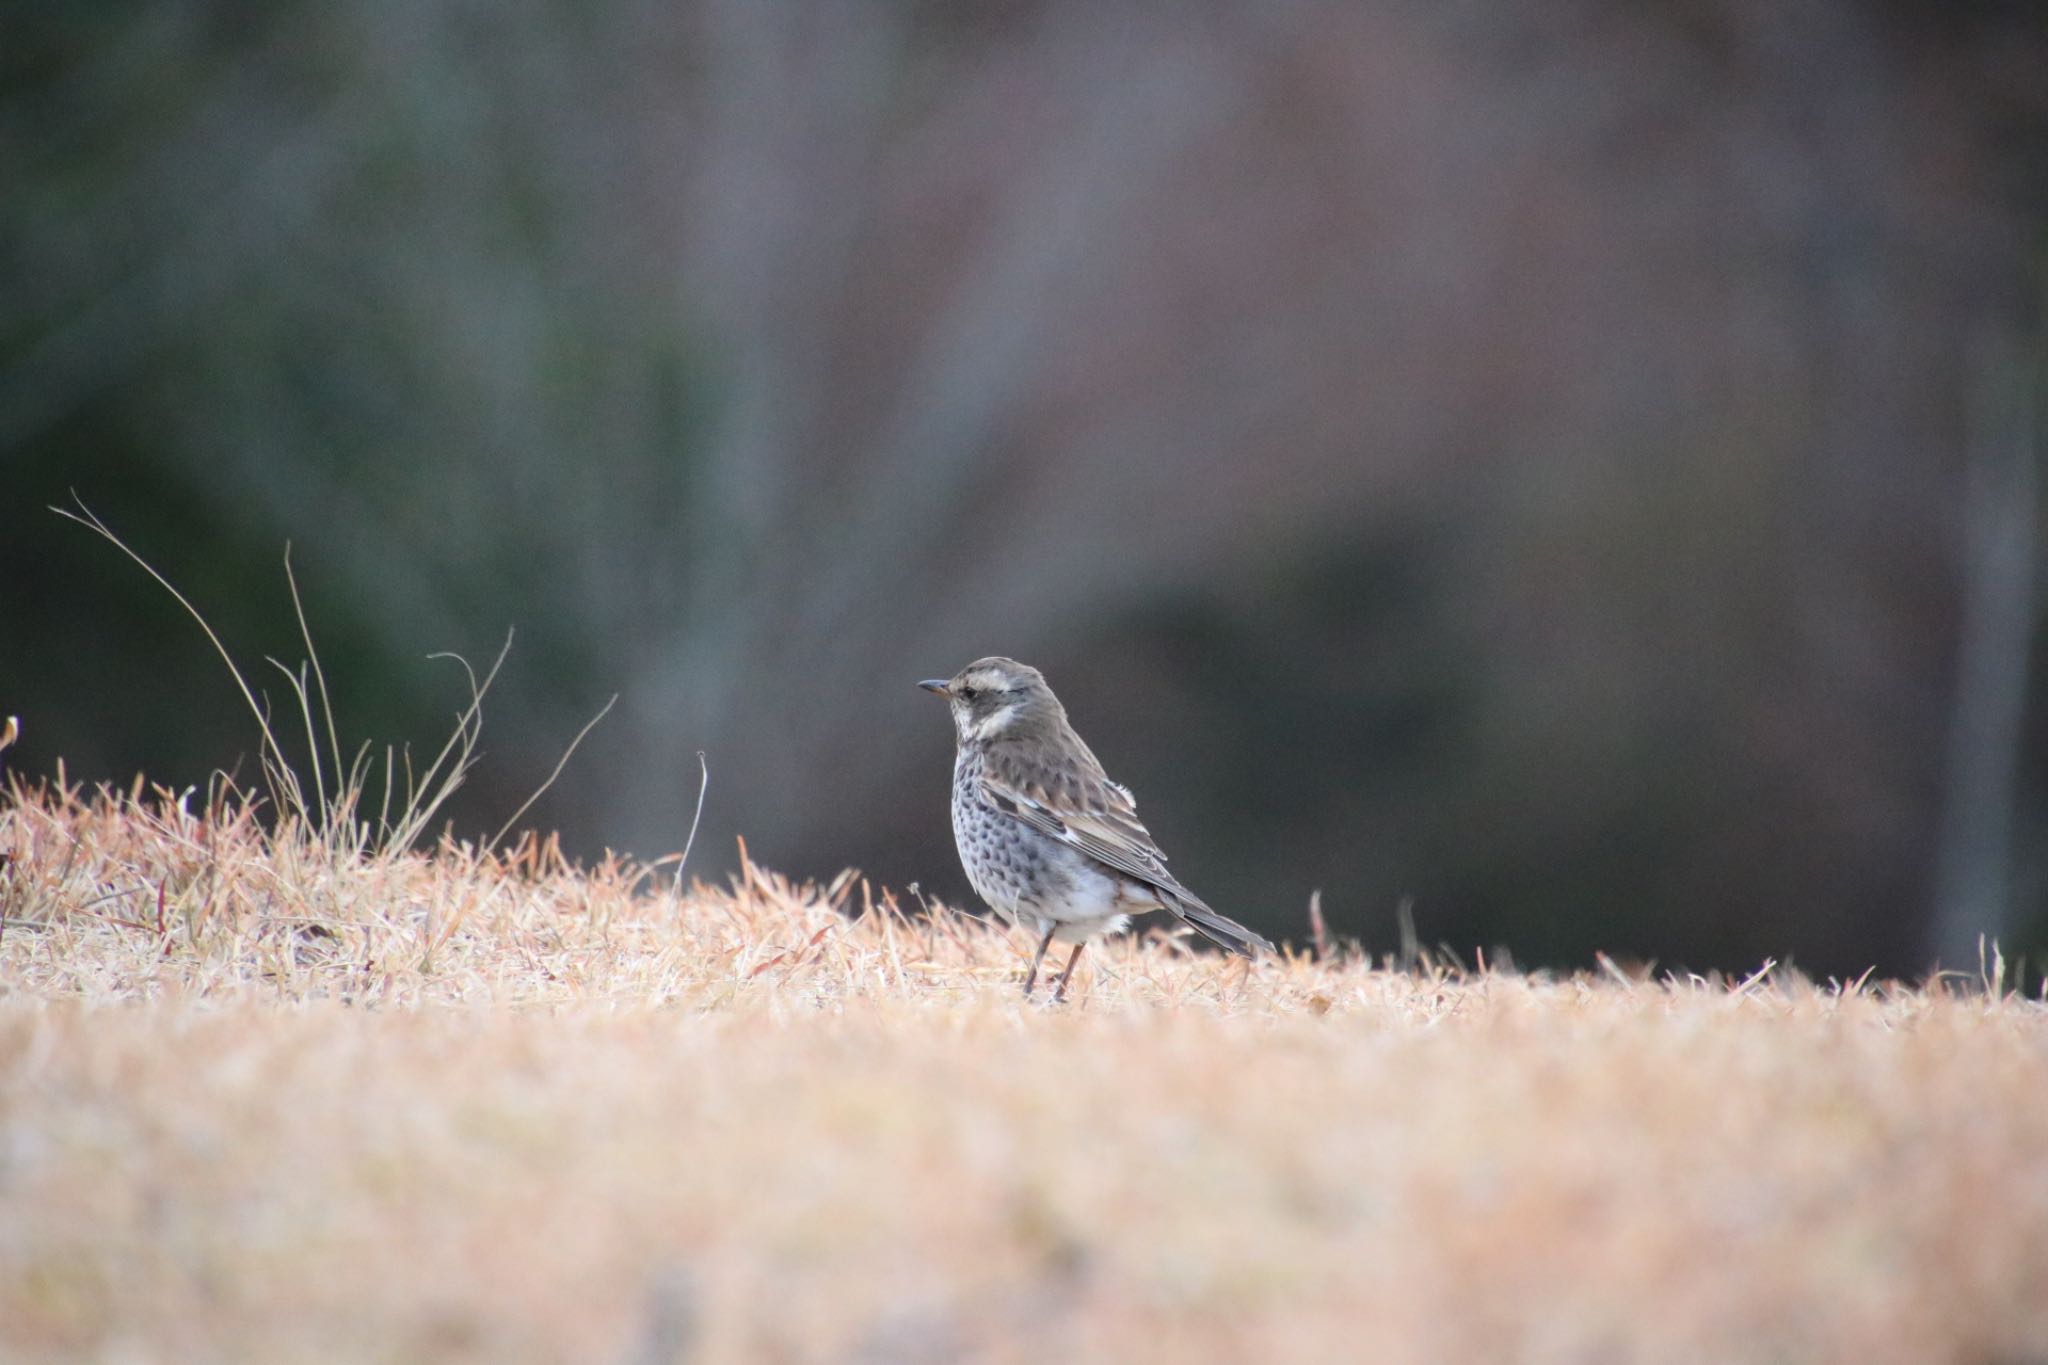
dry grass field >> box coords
[4,779,2048,1364]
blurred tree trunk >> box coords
[1931,325,2040,969]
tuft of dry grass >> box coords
[4,781,2047,1365]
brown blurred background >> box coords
[6,1,2045,976]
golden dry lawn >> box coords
[3,783,2047,1364]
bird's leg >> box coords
[1022,922,1058,997]
[1051,942,1086,1003]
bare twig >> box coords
[666,753,711,924]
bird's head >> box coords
[919,657,1060,745]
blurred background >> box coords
[5,1,2045,977]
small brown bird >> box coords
[920,657,1274,1000]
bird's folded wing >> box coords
[978,772,1210,911]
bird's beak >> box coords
[918,679,952,697]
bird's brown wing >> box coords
[982,768,1183,895]
[978,766,1275,956]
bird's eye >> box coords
[958,686,978,702]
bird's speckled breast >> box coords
[950,745,1142,939]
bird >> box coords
[919,656,1274,1000]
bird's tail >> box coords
[1169,896,1276,958]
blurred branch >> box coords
[799,24,1238,627]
